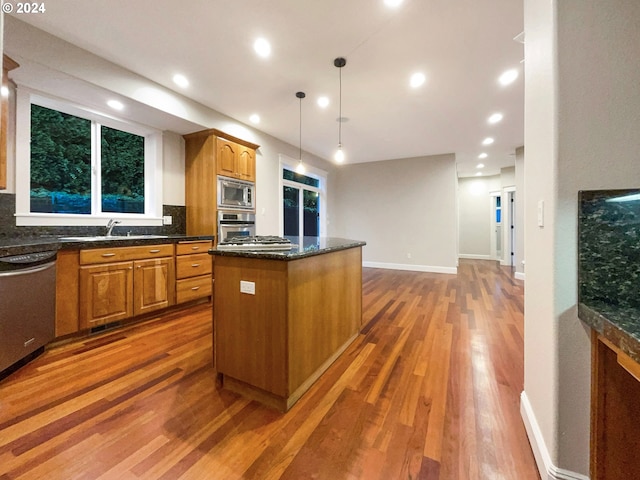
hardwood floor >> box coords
[0,259,539,479]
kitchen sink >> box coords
[59,235,169,242]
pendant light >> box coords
[295,91,306,174]
[333,57,346,163]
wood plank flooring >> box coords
[0,259,539,479]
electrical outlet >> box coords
[407,253,412,259]
[240,280,255,295]
[162,215,172,225]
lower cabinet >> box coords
[78,244,175,329]
[175,241,213,304]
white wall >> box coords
[330,154,457,273]
[522,1,640,478]
[458,175,500,259]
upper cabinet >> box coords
[216,137,256,182]
[1,55,19,190]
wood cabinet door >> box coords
[133,257,175,316]
[236,147,256,182]
[79,262,133,328]
[216,138,238,178]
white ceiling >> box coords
[8,0,524,177]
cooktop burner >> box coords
[217,236,294,251]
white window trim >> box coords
[15,87,163,227]
[278,154,327,237]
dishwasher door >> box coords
[0,251,57,375]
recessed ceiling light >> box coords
[499,69,518,86]
[410,72,426,88]
[488,113,503,124]
[317,96,330,108]
[477,163,485,169]
[253,38,271,58]
[107,100,124,111]
[173,74,189,88]
[384,0,404,8]
[249,114,260,124]
[476,172,483,176]
[478,153,488,159]
[482,137,495,146]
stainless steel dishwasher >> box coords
[0,250,57,379]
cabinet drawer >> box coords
[176,253,212,279]
[176,275,212,303]
[80,244,174,265]
[176,241,213,256]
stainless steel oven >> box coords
[217,211,256,244]
[217,176,255,211]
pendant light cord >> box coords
[299,95,302,160]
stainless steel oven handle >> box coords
[0,261,56,277]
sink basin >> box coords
[60,235,168,242]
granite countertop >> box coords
[209,236,366,260]
[579,303,640,363]
[0,235,214,257]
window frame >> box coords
[15,87,164,227]
[278,155,327,237]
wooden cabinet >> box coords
[1,55,19,190]
[591,334,640,478]
[216,138,256,182]
[78,244,175,329]
[184,129,259,236]
[176,240,213,304]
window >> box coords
[279,156,326,237]
[16,90,163,226]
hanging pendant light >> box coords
[333,57,346,163]
[295,91,306,174]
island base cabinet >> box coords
[214,246,362,411]
[591,334,640,478]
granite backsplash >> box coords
[0,192,186,238]
[579,189,640,314]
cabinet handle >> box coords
[102,253,116,257]
[149,249,161,253]
[191,263,200,267]
[191,246,200,251]
[191,286,200,291]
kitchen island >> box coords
[209,236,365,411]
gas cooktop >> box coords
[217,236,295,251]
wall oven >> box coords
[217,176,255,211]
[218,211,256,243]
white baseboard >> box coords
[362,261,457,275]
[520,391,589,480]
[515,271,525,281]
[458,254,494,260]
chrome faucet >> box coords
[105,219,121,236]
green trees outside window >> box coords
[30,104,145,215]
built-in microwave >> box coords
[217,176,255,211]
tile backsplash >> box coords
[0,193,186,238]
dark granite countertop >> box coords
[209,236,366,260]
[0,235,214,257]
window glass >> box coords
[30,104,92,214]
[101,126,145,213]
[283,185,300,236]
[283,168,320,188]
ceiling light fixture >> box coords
[478,153,488,159]
[249,114,260,124]
[173,74,189,88]
[482,137,495,146]
[107,99,124,111]
[499,69,518,86]
[488,113,503,124]
[410,72,426,88]
[317,96,329,108]
[477,163,485,169]
[476,172,483,176]
[384,0,404,7]
[296,91,306,174]
[1,86,9,98]
[333,57,347,164]
[253,38,271,58]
